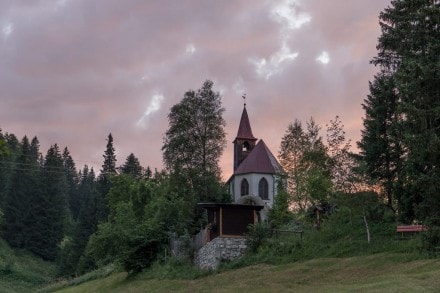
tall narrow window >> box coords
[241,178,249,196]
[259,178,269,200]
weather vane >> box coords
[242,93,246,107]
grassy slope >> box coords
[55,253,440,293]
[0,238,57,293]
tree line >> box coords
[0,80,228,275]
[0,131,155,273]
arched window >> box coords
[242,141,250,152]
[241,178,249,196]
[259,178,269,200]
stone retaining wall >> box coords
[194,237,247,270]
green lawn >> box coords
[54,253,440,292]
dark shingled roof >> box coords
[235,106,256,141]
[234,139,283,175]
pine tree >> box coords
[97,133,117,221]
[365,0,440,222]
[0,130,9,207]
[120,153,143,178]
[63,147,80,220]
[0,130,8,156]
[358,73,403,207]
[59,165,99,275]
[0,133,20,209]
[27,144,67,260]
[144,166,152,179]
[100,133,117,176]
[30,136,42,166]
[3,136,41,248]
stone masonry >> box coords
[194,237,247,270]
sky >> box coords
[1,0,391,180]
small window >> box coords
[241,178,249,196]
[259,178,269,200]
[242,141,250,152]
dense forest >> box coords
[0,0,439,283]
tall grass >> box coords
[52,253,440,293]
[0,238,57,293]
[38,264,118,293]
[221,206,426,271]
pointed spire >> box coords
[235,104,256,141]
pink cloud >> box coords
[1,0,390,179]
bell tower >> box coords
[233,97,257,171]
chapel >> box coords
[228,103,284,208]
[193,103,285,269]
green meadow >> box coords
[52,253,440,293]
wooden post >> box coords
[363,214,370,244]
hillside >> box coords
[47,194,440,292]
[51,253,440,292]
[0,238,57,293]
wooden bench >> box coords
[396,225,427,238]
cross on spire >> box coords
[242,93,246,107]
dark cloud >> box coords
[0,0,391,179]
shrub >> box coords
[421,224,440,256]
[245,222,271,253]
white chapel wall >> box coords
[233,173,278,206]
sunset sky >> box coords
[1,0,391,179]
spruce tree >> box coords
[0,130,9,207]
[63,147,80,220]
[2,133,20,167]
[120,153,143,178]
[0,130,8,156]
[59,165,99,275]
[144,166,152,179]
[30,136,42,166]
[0,133,20,209]
[363,0,440,222]
[358,73,403,207]
[27,144,67,260]
[3,136,41,248]
[97,133,117,221]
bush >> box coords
[245,222,271,253]
[421,225,440,256]
[121,238,163,275]
[268,190,294,228]
[143,257,209,280]
[0,260,13,275]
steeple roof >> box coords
[234,140,283,175]
[234,106,256,141]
